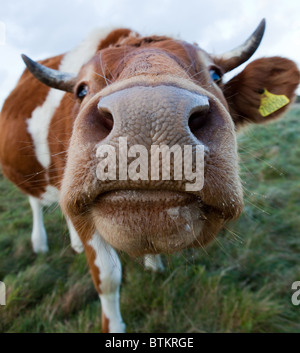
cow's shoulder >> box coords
[1,54,63,123]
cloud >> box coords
[0,0,299,108]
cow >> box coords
[0,19,299,333]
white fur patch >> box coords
[27,28,114,172]
[66,217,84,253]
[88,232,125,333]
[29,196,48,253]
[144,254,165,272]
[27,89,62,169]
[100,293,126,333]
[41,185,60,206]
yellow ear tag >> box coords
[259,89,290,117]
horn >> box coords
[217,19,266,72]
[21,54,77,93]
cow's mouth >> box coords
[91,190,223,256]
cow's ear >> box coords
[223,57,300,129]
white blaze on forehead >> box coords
[26,28,115,171]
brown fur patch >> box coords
[0,55,63,197]
[97,28,134,51]
[48,93,76,189]
[102,312,110,333]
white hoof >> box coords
[32,230,49,253]
[71,241,84,254]
[144,254,165,272]
[109,321,126,333]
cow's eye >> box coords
[76,84,89,99]
[209,68,222,84]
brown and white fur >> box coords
[0,21,299,332]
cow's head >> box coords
[23,20,299,256]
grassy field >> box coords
[0,106,300,333]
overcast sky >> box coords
[0,0,299,108]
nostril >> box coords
[99,107,114,131]
[188,106,209,134]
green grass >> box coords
[0,106,300,333]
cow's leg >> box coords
[144,254,165,272]
[85,232,125,333]
[28,196,48,253]
[65,217,84,253]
